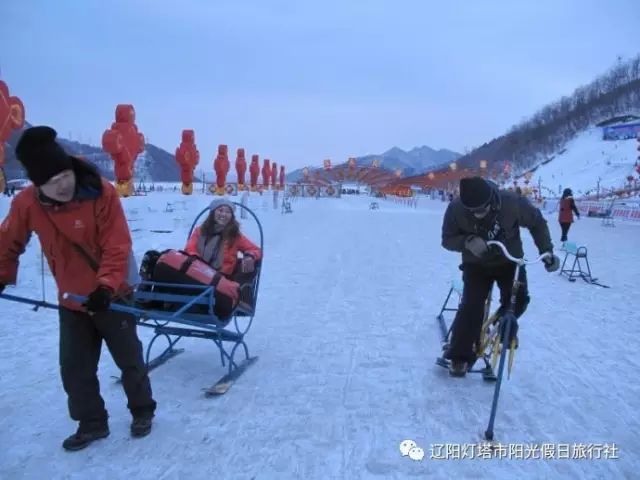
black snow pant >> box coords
[446,262,530,363]
[59,307,156,430]
[560,222,572,242]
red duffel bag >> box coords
[140,249,240,320]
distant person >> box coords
[558,188,580,243]
[0,126,156,451]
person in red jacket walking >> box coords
[558,188,580,243]
[0,127,156,451]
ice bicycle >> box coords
[435,240,551,440]
[2,201,264,397]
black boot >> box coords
[448,360,468,377]
[62,423,109,451]
[131,413,154,438]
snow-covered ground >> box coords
[524,127,638,197]
[0,192,638,479]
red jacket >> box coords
[559,197,579,223]
[184,226,261,276]
[0,162,133,311]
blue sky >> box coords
[1,0,638,171]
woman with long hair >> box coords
[184,199,262,315]
[184,199,261,275]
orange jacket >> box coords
[184,226,261,276]
[0,164,133,311]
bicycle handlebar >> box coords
[486,240,551,265]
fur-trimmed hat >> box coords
[15,126,73,186]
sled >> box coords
[559,242,609,288]
[3,202,264,398]
[123,201,263,396]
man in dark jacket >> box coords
[0,126,156,450]
[441,176,560,376]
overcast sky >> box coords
[1,0,638,171]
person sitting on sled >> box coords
[441,176,560,377]
[184,198,262,310]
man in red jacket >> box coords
[0,126,156,451]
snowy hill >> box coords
[0,192,638,479]
[518,127,638,197]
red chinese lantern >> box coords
[235,148,247,191]
[102,104,145,197]
[249,154,260,191]
[0,80,25,168]
[175,129,199,195]
[270,161,278,190]
[262,159,271,190]
[213,144,230,195]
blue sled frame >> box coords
[1,201,264,398]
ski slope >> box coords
[525,127,638,197]
[0,191,638,479]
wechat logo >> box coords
[399,439,425,461]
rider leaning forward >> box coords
[441,176,560,377]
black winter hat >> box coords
[459,176,493,210]
[15,126,74,186]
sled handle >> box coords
[487,240,551,266]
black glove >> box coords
[0,284,5,295]
[542,253,560,272]
[84,286,113,313]
[464,235,488,258]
